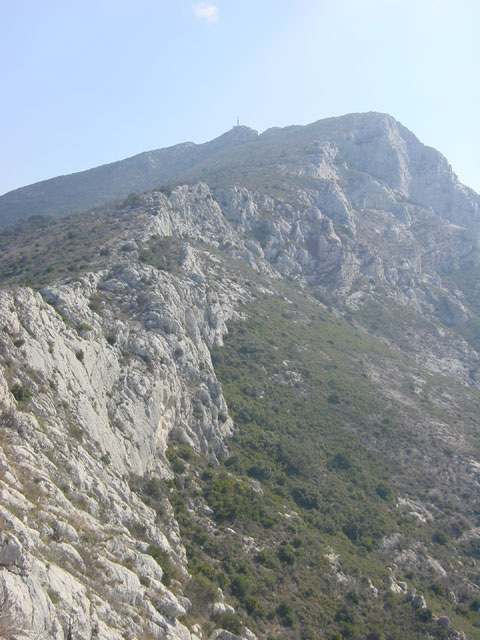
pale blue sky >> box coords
[1,0,479,195]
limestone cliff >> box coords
[0,199,250,638]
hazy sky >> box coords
[1,0,479,195]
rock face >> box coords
[0,220,250,637]
[0,112,480,638]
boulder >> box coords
[0,533,32,573]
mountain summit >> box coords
[1,112,477,228]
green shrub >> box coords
[142,477,163,500]
[124,193,143,208]
[147,545,175,586]
[76,322,92,333]
[213,611,241,634]
[432,530,448,545]
[277,543,295,565]
[470,598,480,611]
[47,589,60,604]
[11,382,31,402]
[429,583,443,596]
[416,608,433,622]
[341,622,357,638]
[343,522,360,542]
[185,574,217,614]
[375,483,392,500]
[69,425,83,442]
[138,236,182,272]
[292,486,319,509]
[166,450,186,474]
[203,470,264,525]
[176,444,193,461]
[247,461,272,481]
[231,574,255,600]
[88,296,101,312]
[327,392,340,404]
[256,550,279,569]
[329,452,351,470]
[277,601,294,626]
[244,593,262,616]
[100,452,111,466]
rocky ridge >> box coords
[0,193,253,638]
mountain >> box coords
[0,126,258,226]
[2,112,478,230]
[1,113,480,639]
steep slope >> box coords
[0,126,258,226]
[1,114,480,639]
[0,187,251,639]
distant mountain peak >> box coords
[208,124,258,146]
[0,113,476,228]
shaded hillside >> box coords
[0,125,257,226]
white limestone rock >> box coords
[152,587,187,618]
[0,533,32,573]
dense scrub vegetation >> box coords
[0,199,183,288]
[142,287,480,639]
[0,210,117,287]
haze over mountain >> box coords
[1,112,478,229]
[1,113,480,639]
[0,125,258,226]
